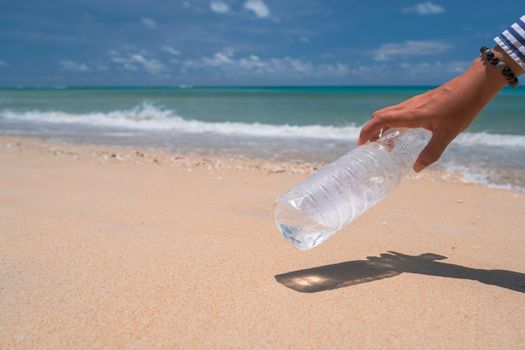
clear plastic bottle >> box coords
[274,128,431,250]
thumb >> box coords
[413,133,449,172]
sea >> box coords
[0,86,524,191]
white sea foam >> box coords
[1,102,525,148]
[455,132,525,148]
[441,164,524,192]
[0,103,361,140]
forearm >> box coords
[461,57,507,100]
[440,47,521,113]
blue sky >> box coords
[0,0,523,86]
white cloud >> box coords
[244,0,270,18]
[0,60,5,66]
[183,50,348,78]
[141,17,158,29]
[162,46,181,56]
[402,2,445,15]
[399,61,468,74]
[300,36,310,43]
[131,54,166,74]
[59,60,90,72]
[349,60,469,83]
[210,0,230,14]
[110,51,167,75]
[372,40,451,61]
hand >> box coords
[358,51,515,172]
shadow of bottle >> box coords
[275,251,525,293]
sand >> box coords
[1,135,524,349]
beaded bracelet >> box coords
[480,46,519,88]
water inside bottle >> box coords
[275,195,338,250]
[279,224,336,251]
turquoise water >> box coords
[1,86,524,190]
[1,86,524,134]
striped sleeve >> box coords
[494,15,525,72]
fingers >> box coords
[358,110,418,145]
[413,133,450,172]
[367,126,392,143]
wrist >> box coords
[494,46,524,76]
[460,57,507,99]
[466,46,521,97]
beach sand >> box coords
[1,135,524,349]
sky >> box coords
[0,0,523,86]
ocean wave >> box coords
[1,102,525,147]
[455,132,525,148]
[0,103,361,140]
